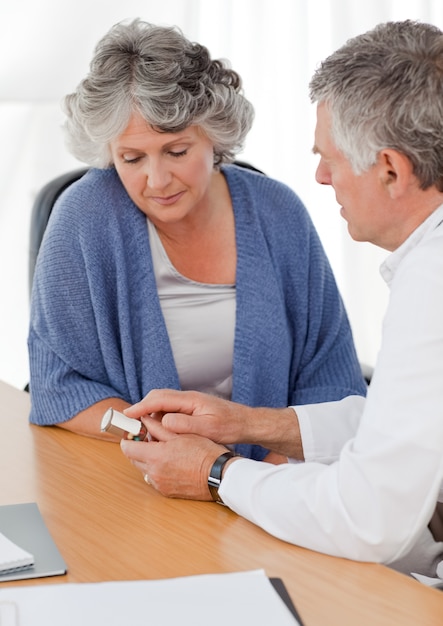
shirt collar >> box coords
[380,204,443,286]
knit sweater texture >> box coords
[28,165,366,459]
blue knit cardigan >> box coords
[28,165,366,459]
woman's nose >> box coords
[144,160,172,189]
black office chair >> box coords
[360,363,374,385]
[28,167,89,297]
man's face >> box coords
[313,103,392,249]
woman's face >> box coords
[110,112,216,226]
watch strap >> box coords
[208,451,237,504]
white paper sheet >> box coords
[0,569,300,625]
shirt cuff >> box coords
[290,395,366,464]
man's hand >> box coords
[120,416,231,500]
[124,389,304,460]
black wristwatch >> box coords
[208,451,237,504]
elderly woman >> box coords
[28,19,366,460]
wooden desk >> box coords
[1,381,442,625]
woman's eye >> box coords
[169,149,188,158]
[122,155,142,164]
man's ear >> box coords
[378,149,414,198]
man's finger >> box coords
[125,389,200,418]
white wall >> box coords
[1,0,442,388]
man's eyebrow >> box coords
[312,145,320,155]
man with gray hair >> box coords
[121,20,443,580]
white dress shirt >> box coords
[220,205,443,573]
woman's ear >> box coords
[378,149,415,198]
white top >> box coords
[221,205,443,569]
[148,219,236,399]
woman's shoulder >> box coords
[223,163,305,205]
[222,162,311,227]
[55,167,124,207]
[43,167,142,257]
[49,168,134,226]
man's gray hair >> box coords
[309,20,443,191]
[63,19,254,168]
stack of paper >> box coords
[0,570,302,625]
[0,532,34,575]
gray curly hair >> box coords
[309,20,443,191]
[63,19,254,168]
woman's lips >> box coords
[150,191,185,206]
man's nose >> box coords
[315,160,331,186]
